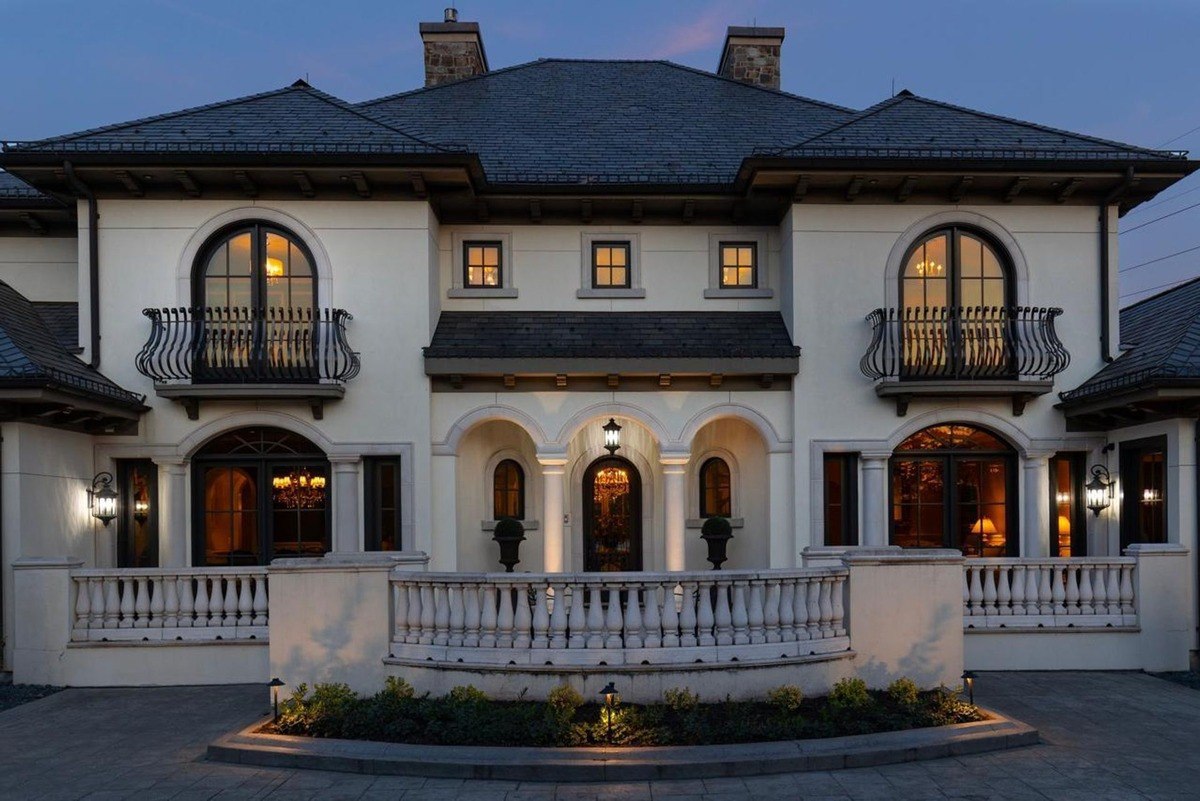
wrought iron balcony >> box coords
[860,306,1070,415]
[135,307,360,419]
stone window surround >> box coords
[480,449,541,531]
[685,447,745,530]
[449,231,517,298]
[578,231,645,298]
[705,231,773,299]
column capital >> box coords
[1023,450,1056,463]
[660,451,690,468]
[537,450,568,471]
[152,456,188,470]
[328,455,363,468]
[861,451,891,464]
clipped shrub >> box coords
[447,685,489,705]
[767,685,804,714]
[663,687,700,711]
[886,677,920,710]
[547,684,584,714]
[492,517,526,540]
[699,516,733,540]
[382,676,415,700]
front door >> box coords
[583,457,642,571]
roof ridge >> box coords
[289,83,451,151]
[783,94,908,149]
[655,60,857,114]
[358,59,551,106]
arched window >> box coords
[492,459,525,520]
[901,227,1011,311]
[890,424,1016,557]
[192,427,329,565]
[699,457,732,518]
[194,222,316,311]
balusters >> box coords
[662,584,682,648]
[585,587,605,649]
[623,586,644,649]
[479,585,498,647]
[222,575,239,626]
[1105,566,1121,616]
[566,585,586,649]
[393,580,409,643]
[1065,566,1081,614]
[236,576,253,626]
[463,584,482,647]
[982,568,998,615]
[818,577,834,638]
[72,578,90,640]
[1024,565,1040,615]
[996,566,1011,615]
[180,576,196,628]
[830,576,846,637]
[533,585,553,649]
[968,567,984,615]
[448,583,466,647]
[496,586,515,648]
[793,576,810,640]
[1009,565,1025,616]
[681,582,701,647]
[418,585,435,645]
[604,587,623,649]
[747,581,766,644]
[513,583,533,649]
[713,583,733,646]
[778,580,795,642]
[119,578,135,628]
[1119,565,1135,615]
[641,584,662,649]
[133,577,150,628]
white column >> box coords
[329,456,362,553]
[428,452,457,570]
[768,450,795,567]
[662,453,689,572]
[860,453,890,547]
[153,458,188,568]
[538,454,567,573]
[1023,452,1052,558]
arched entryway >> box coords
[191,426,331,566]
[583,457,642,572]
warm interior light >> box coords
[265,256,285,278]
[914,259,944,276]
[272,468,327,509]
[970,516,1004,547]
[1055,491,1072,506]
[133,498,150,523]
[1142,488,1162,503]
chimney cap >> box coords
[444,7,457,22]
[723,25,786,42]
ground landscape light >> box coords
[961,670,977,705]
[599,681,619,743]
[269,677,286,722]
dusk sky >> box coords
[2,0,1197,305]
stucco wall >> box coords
[0,235,78,302]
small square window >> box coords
[592,242,631,288]
[464,242,502,288]
[720,242,757,288]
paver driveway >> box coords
[1,671,1198,799]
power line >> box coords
[1120,275,1197,301]
[1159,122,1200,148]
[1118,243,1200,273]
[1119,200,1200,234]
[1123,182,1200,216]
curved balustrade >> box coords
[135,307,360,384]
[861,306,1069,382]
[963,559,1136,629]
[389,569,850,667]
[70,568,269,642]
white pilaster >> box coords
[768,450,795,567]
[153,458,188,568]
[661,453,689,571]
[1023,452,1052,558]
[538,454,568,573]
[428,453,457,570]
[329,456,362,553]
[861,453,890,547]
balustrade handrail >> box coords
[391,567,846,584]
[135,306,361,384]
[860,305,1069,382]
[963,558,1136,627]
[73,566,268,577]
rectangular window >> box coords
[117,459,159,568]
[463,241,502,288]
[719,242,757,288]
[823,453,859,546]
[365,456,403,551]
[591,242,631,288]
[1049,452,1087,557]
[1120,437,1167,548]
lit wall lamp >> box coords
[88,472,118,526]
[602,418,622,455]
[133,498,150,524]
[1085,465,1114,517]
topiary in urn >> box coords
[492,517,526,572]
[700,516,734,570]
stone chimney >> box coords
[420,8,489,87]
[717,26,784,90]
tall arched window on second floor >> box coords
[901,227,1011,311]
[699,457,732,518]
[195,222,316,311]
[493,459,525,520]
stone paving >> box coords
[1,671,1199,799]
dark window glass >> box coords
[890,424,1016,557]
[823,454,859,546]
[463,241,502,288]
[117,460,159,568]
[1050,453,1087,557]
[1121,438,1167,547]
[365,456,403,551]
[719,242,757,288]
[592,242,631,288]
[699,457,732,518]
[493,459,525,520]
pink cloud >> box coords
[648,5,731,59]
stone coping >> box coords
[207,708,1037,782]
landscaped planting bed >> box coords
[269,677,983,747]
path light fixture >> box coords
[492,518,526,573]
[87,472,119,527]
[1085,465,1114,517]
[599,681,619,743]
[269,677,286,722]
[961,670,977,706]
[700,516,735,570]
[602,418,622,455]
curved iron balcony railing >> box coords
[135,307,361,384]
[860,306,1069,382]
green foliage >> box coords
[886,677,920,710]
[700,516,733,539]
[492,517,525,540]
[382,677,415,700]
[447,685,489,704]
[547,684,583,713]
[767,685,804,713]
[663,687,700,711]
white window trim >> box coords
[578,232,645,298]
[450,231,517,298]
[705,231,773,299]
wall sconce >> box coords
[133,498,150,523]
[1085,465,1114,517]
[87,472,118,527]
[602,418,622,455]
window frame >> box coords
[898,225,1014,311]
[364,456,404,551]
[117,459,159,568]
[1119,435,1168,548]
[492,458,526,520]
[578,232,644,298]
[698,457,733,519]
[718,241,759,289]
[191,221,318,310]
[590,241,633,290]
[461,240,504,290]
[705,232,773,298]
[449,232,516,298]
[1049,452,1088,558]
[823,453,859,547]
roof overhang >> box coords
[0,381,146,434]
[1057,381,1200,431]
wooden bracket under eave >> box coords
[1011,394,1032,417]
[894,394,912,417]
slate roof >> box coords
[0,170,49,200]
[33,301,79,351]
[1060,277,1200,403]
[771,91,1179,162]
[5,81,453,155]
[361,59,858,184]
[0,281,143,407]
[424,311,799,360]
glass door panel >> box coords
[202,466,259,566]
[270,464,330,558]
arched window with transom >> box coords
[901,226,1012,311]
[890,423,1016,557]
[699,457,732,518]
[194,222,316,311]
[492,459,525,520]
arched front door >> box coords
[583,457,642,572]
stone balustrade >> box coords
[70,567,269,642]
[389,568,850,667]
[963,558,1136,629]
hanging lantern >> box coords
[1085,464,1114,517]
[88,472,119,527]
[602,418,622,455]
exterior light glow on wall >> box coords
[602,418,622,455]
[88,472,119,527]
[1085,464,1114,517]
